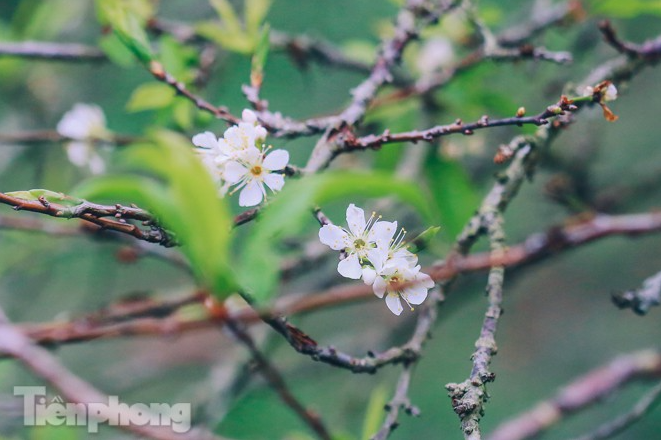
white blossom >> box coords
[362,247,434,316]
[56,103,109,174]
[56,103,108,141]
[319,204,397,279]
[192,109,289,205]
[604,83,618,101]
[223,146,289,207]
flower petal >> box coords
[346,204,366,236]
[366,248,388,272]
[319,225,349,250]
[242,109,258,124]
[370,221,397,246]
[362,267,377,285]
[263,149,289,170]
[385,293,403,315]
[373,276,387,298]
[192,132,219,150]
[264,173,285,192]
[403,276,432,305]
[338,253,363,279]
[223,161,248,183]
[239,180,264,207]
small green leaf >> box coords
[5,189,82,205]
[209,0,243,34]
[126,82,175,112]
[98,33,135,67]
[589,0,661,17]
[245,0,272,35]
[96,0,154,63]
[361,385,389,440]
[251,24,270,86]
[408,225,441,254]
[196,22,253,54]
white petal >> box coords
[88,154,106,175]
[240,146,262,164]
[192,132,219,150]
[254,126,268,141]
[403,279,430,305]
[217,138,235,156]
[242,109,258,124]
[366,248,387,272]
[346,204,366,236]
[373,276,387,298]
[385,293,403,315]
[263,173,285,192]
[319,225,349,250]
[223,161,248,183]
[239,180,264,207]
[337,253,363,279]
[262,149,289,170]
[605,84,618,101]
[362,267,377,285]
[65,142,89,167]
[370,220,397,245]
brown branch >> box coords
[371,365,420,440]
[0,41,106,61]
[0,306,226,440]
[485,350,661,440]
[225,320,332,440]
[0,192,177,247]
[14,210,661,354]
[599,20,661,61]
[0,130,135,145]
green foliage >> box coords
[4,189,82,205]
[126,82,175,112]
[96,0,155,64]
[425,152,480,241]
[239,171,434,302]
[251,24,271,84]
[408,225,442,254]
[74,131,236,297]
[196,0,272,54]
[589,0,661,17]
[361,385,389,440]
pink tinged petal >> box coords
[417,272,435,289]
[319,225,349,250]
[192,132,219,150]
[88,154,106,175]
[385,293,403,315]
[66,142,89,167]
[346,204,366,236]
[370,221,397,245]
[242,109,258,124]
[223,161,248,183]
[239,180,264,207]
[337,253,363,279]
[263,173,285,192]
[373,276,387,298]
[362,267,377,285]
[263,149,289,170]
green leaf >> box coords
[408,225,441,254]
[196,21,253,54]
[245,0,273,35]
[251,24,270,85]
[361,385,389,440]
[96,0,154,63]
[75,131,236,297]
[239,171,433,302]
[425,152,480,241]
[5,189,82,205]
[209,0,243,34]
[589,0,661,17]
[98,33,136,67]
[126,82,175,112]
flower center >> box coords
[353,238,366,250]
[387,275,402,290]
[250,165,263,176]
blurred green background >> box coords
[1,0,661,439]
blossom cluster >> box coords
[192,110,289,207]
[319,204,434,315]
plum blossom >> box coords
[362,247,433,315]
[319,204,435,314]
[319,204,397,279]
[192,109,289,206]
[56,103,110,174]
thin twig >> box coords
[486,351,661,440]
[0,41,106,61]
